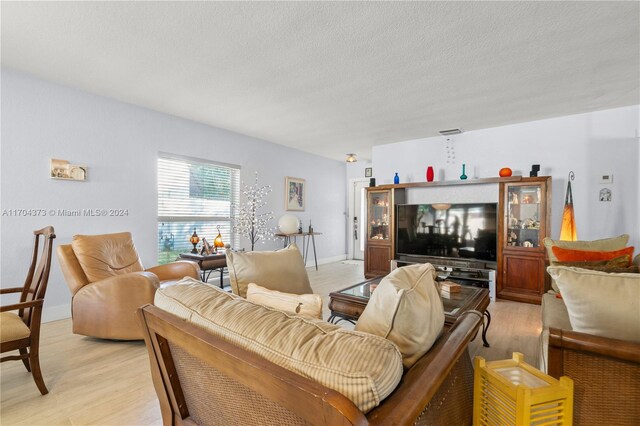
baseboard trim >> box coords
[43,303,71,323]
[306,254,347,268]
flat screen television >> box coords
[396,203,498,262]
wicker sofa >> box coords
[138,279,483,425]
[539,236,640,425]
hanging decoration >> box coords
[559,171,577,241]
[232,172,275,251]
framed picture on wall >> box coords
[285,176,305,211]
[365,167,372,177]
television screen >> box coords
[396,203,498,261]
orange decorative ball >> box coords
[499,168,513,177]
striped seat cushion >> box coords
[154,277,403,413]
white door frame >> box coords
[347,178,369,260]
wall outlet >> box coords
[599,174,613,184]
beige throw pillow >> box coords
[355,263,445,369]
[547,266,640,343]
[225,244,312,298]
[246,283,323,319]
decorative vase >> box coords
[394,173,400,184]
[426,166,434,182]
[460,164,468,180]
[499,167,513,177]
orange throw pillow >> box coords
[551,246,634,265]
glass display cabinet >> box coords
[498,177,551,304]
[367,190,390,241]
[364,188,402,278]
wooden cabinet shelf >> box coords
[497,177,551,304]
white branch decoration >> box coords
[232,172,275,251]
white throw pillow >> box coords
[246,283,323,319]
[547,266,640,343]
[354,263,445,369]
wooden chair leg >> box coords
[29,347,48,395]
[19,348,31,372]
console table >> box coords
[178,252,226,288]
[275,231,322,270]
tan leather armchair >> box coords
[57,232,199,340]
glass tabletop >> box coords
[337,279,482,316]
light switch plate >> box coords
[599,174,613,184]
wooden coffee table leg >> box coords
[482,310,491,347]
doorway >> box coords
[348,179,368,260]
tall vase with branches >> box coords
[232,172,275,251]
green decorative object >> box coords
[460,164,468,180]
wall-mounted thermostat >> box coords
[599,174,613,184]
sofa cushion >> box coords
[155,278,403,413]
[538,292,573,373]
[354,263,444,369]
[547,266,640,343]
[551,246,634,264]
[71,232,144,282]
[541,292,572,332]
[543,234,629,291]
[225,244,312,298]
[246,283,323,319]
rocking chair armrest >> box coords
[1,299,43,312]
[0,287,24,294]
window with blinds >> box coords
[157,153,240,264]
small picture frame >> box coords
[285,176,305,211]
[365,167,372,178]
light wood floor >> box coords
[1,261,540,426]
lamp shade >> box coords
[278,214,300,235]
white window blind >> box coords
[157,153,240,264]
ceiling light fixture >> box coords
[346,153,357,163]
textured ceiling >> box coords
[2,1,639,161]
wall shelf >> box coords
[373,176,522,190]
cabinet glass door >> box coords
[506,185,542,248]
[368,191,390,241]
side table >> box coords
[178,252,226,288]
[274,231,322,270]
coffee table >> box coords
[328,277,492,347]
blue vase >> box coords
[460,164,468,180]
[394,173,400,184]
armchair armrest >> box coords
[72,272,160,340]
[1,298,43,313]
[146,261,200,282]
[0,287,24,294]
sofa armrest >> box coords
[548,327,640,378]
[367,312,483,424]
[146,261,200,282]
[547,327,640,424]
